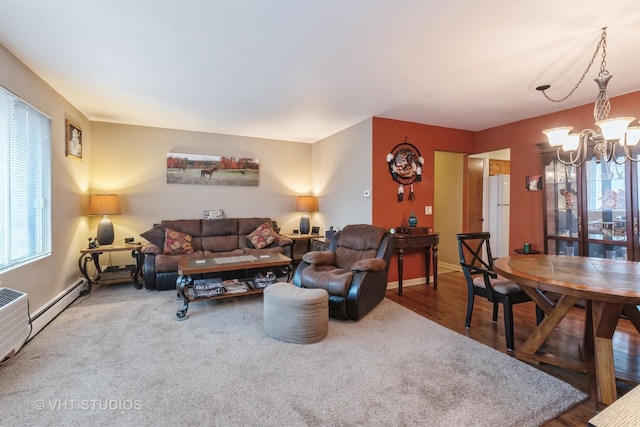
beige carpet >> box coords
[0,283,586,426]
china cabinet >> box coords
[541,146,639,261]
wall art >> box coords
[386,138,423,202]
[204,209,224,219]
[65,119,82,160]
[167,152,259,186]
[525,175,542,191]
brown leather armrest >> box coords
[351,258,386,272]
[275,236,294,247]
[141,242,162,254]
[302,251,336,266]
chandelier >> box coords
[537,27,640,166]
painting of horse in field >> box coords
[167,152,259,186]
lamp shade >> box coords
[596,117,635,141]
[88,194,121,245]
[543,127,572,147]
[88,194,121,215]
[295,196,318,213]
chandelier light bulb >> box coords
[595,117,636,141]
[562,133,581,152]
[625,126,640,147]
[543,127,572,147]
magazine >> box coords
[192,287,226,298]
[193,278,223,290]
[223,279,250,294]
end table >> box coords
[78,242,144,295]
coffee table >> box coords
[175,253,292,319]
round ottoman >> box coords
[263,283,329,344]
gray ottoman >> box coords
[263,283,329,344]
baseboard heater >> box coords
[0,287,29,363]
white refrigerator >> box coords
[488,175,510,258]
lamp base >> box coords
[96,216,115,245]
[299,215,310,235]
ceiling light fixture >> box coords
[537,27,640,166]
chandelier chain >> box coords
[540,28,608,103]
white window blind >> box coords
[0,86,52,273]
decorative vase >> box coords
[408,210,418,227]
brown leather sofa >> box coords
[293,224,394,320]
[140,218,293,291]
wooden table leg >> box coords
[591,301,624,405]
[425,246,431,286]
[432,244,438,290]
[397,248,404,296]
[517,294,579,360]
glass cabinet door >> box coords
[584,156,628,259]
[544,160,579,255]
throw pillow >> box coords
[163,228,194,255]
[247,222,279,249]
[140,224,166,248]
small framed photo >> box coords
[526,175,542,191]
[311,226,320,235]
[65,119,82,160]
[204,209,224,220]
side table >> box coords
[78,243,144,295]
[311,237,331,251]
[393,232,439,295]
[281,234,319,263]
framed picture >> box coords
[167,151,259,186]
[204,209,224,220]
[65,119,82,160]
[525,175,542,191]
[311,226,320,235]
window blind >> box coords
[0,86,52,273]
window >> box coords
[0,86,52,273]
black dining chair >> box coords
[456,232,541,351]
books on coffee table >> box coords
[192,278,225,298]
[223,279,250,294]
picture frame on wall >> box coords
[65,119,82,160]
[525,175,542,191]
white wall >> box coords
[311,118,373,231]
[0,44,92,310]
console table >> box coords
[393,232,439,295]
[78,243,144,295]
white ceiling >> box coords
[1,0,640,143]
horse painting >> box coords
[201,168,218,178]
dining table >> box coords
[493,254,640,407]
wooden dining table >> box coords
[493,254,640,407]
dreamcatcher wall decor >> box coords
[386,138,424,202]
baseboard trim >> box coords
[387,276,428,289]
[387,262,461,290]
[29,278,86,340]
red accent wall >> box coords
[372,90,640,283]
[476,90,640,260]
[372,117,475,281]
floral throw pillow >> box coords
[163,228,194,255]
[247,223,279,249]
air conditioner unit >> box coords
[0,287,29,362]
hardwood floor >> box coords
[386,270,640,426]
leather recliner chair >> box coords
[293,224,394,320]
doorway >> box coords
[467,149,511,255]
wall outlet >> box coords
[425,206,432,215]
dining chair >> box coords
[456,232,540,351]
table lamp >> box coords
[295,195,317,235]
[89,194,121,245]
